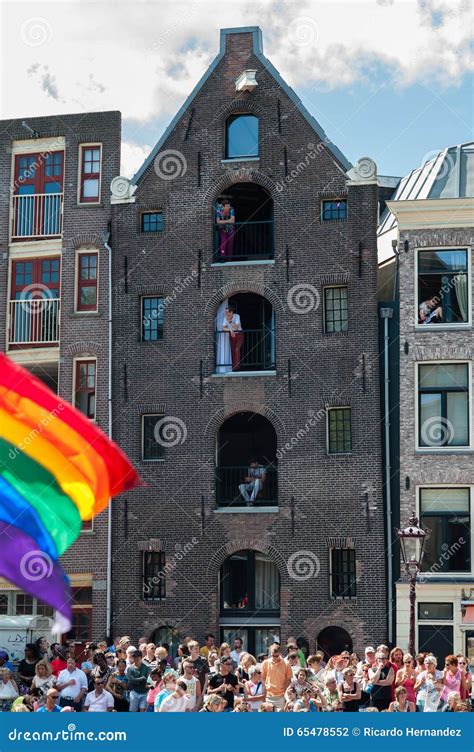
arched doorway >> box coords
[215,292,275,374]
[219,549,280,657]
[214,182,274,262]
[216,412,277,507]
[316,626,353,659]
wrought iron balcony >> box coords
[215,328,275,373]
[213,219,274,262]
[215,465,278,507]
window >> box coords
[71,587,93,605]
[142,414,165,460]
[15,593,34,615]
[141,212,164,233]
[142,551,166,600]
[328,407,352,454]
[79,144,101,202]
[220,551,280,613]
[321,199,347,221]
[225,115,259,159]
[36,602,54,617]
[417,249,469,325]
[77,252,98,311]
[330,548,357,598]
[418,363,469,447]
[418,603,454,621]
[74,360,96,420]
[324,287,348,333]
[142,297,164,341]
[13,151,64,238]
[9,258,61,346]
[0,594,8,614]
[420,488,470,573]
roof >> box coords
[131,26,352,185]
[377,141,474,264]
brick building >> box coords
[109,27,387,658]
[378,142,474,664]
[0,110,120,653]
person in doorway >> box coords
[222,304,243,371]
[216,199,236,259]
[239,459,266,506]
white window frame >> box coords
[416,485,473,579]
[75,247,99,313]
[77,143,102,205]
[414,246,471,331]
[415,360,473,452]
[141,413,165,462]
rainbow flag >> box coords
[0,354,140,632]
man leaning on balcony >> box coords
[239,459,266,506]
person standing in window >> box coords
[216,199,236,259]
[222,304,243,372]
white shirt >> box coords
[230,649,243,665]
[159,693,190,712]
[84,688,114,712]
[57,668,88,700]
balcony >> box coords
[213,220,274,262]
[215,327,275,373]
[215,465,278,508]
[8,299,60,347]
[12,193,63,240]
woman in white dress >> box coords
[215,300,242,373]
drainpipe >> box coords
[380,306,394,645]
[101,227,113,641]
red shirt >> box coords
[51,657,67,677]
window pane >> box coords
[331,549,356,598]
[0,594,8,614]
[418,250,467,273]
[143,415,165,460]
[447,392,469,446]
[420,488,470,514]
[328,408,352,453]
[420,488,470,573]
[255,554,280,610]
[226,115,259,158]
[142,297,164,341]
[15,594,34,614]
[80,286,97,308]
[142,212,163,233]
[143,552,166,600]
[419,363,468,389]
[322,200,347,221]
[221,553,249,609]
[418,603,453,621]
[324,287,348,333]
[83,179,99,198]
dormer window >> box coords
[225,114,259,159]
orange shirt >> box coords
[261,657,293,697]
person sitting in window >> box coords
[418,297,443,324]
[222,305,244,371]
[239,459,266,506]
[216,199,236,259]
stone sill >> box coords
[212,371,276,378]
[211,259,275,268]
[221,157,260,164]
[214,506,278,514]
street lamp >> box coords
[395,513,430,658]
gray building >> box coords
[378,142,474,664]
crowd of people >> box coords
[0,635,472,714]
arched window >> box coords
[225,114,259,159]
[215,412,278,507]
[214,182,274,262]
[215,293,275,375]
[316,626,353,660]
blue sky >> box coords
[2,1,473,178]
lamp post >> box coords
[395,513,430,658]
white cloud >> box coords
[120,140,152,178]
[2,0,472,137]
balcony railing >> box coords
[213,220,274,262]
[215,465,278,507]
[8,299,60,346]
[215,328,275,373]
[12,193,63,240]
